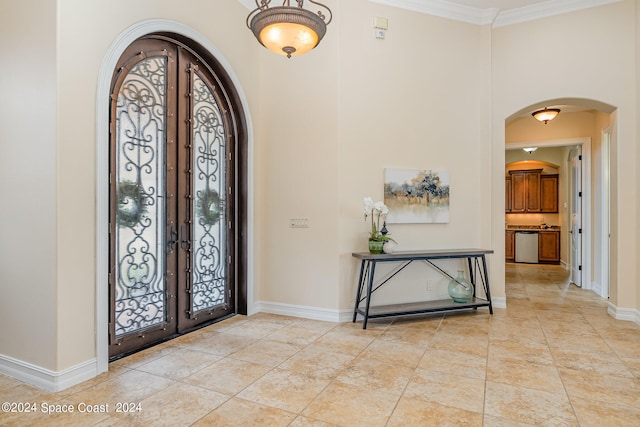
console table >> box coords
[352,249,494,329]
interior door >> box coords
[109,37,235,358]
[570,146,583,287]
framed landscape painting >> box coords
[384,168,450,223]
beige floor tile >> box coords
[221,318,287,339]
[56,364,131,397]
[387,396,483,427]
[550,347,634,378]
[418,347,487,380]
[266,324,327,347]
[198,314,249,332]
[192,397,296,426]
[403,368,485,413]
[482,414,537,426]
[288,415,337,426]
[237,368,330,413]
[486,357,565,394]
[66,369,173,406]
[605,336,640,359]
[180,330,258,356]
[591,323,640,341]
[111,340,180,370]
[230,338,302,367]
[484,381,578,426]
[277,348,353,381]
[288,317,338,333]
[335,356,414,395]
[488,338,554,365]
[183,357,272,395]
[356,338,425,368]
[436,321,491,339]
[428,330,489,358]
[0,402,111,427]
[5,264,640,426]
[0,381,53,402]
[388,314,444,330]
[620,356,640,380]
[111,382,229,427]
[377,322,435,346]
[247,312,297,325]
[302,382,398,427]
[558,367,640,408]
[544,330,615,355]
[538,318,601,338]
[571,396,640,427]
[332,319,390,335]
[134,348,221,380]
[308,330,375,356]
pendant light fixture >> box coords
[531,107,561,124]
[246,0,333,59]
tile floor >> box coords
[2,263,640,426]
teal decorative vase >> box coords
[368,240,384,254]
[448,270,474,303]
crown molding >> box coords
[493,0,622,27]
[237,0,623,27]
[369,0,498,25]
[367,0,622,27]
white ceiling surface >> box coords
[240,0,622,27]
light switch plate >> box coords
[290,218,309,228]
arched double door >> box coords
[108,35,245,358]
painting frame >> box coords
[384,168,450,224]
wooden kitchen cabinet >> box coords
[505,177,512,212]
[538,231,560,263]
[509,169,542,213]
[505,230,515,261]
[540,174,559,213]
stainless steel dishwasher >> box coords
[515,231,539,263]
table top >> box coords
[352,248,494,260]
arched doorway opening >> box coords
[96,20,254,372]
[504,98,616,302]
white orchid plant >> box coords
[363,197,396,243]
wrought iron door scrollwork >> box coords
[113,55,166,336]
[191,72,227,313]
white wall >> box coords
[492,0,637,311]
[0,0,57,370]
[255,0,340,312]
[336,1,493,310]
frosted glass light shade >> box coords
[249,6,327,58]
[532,108,560,124]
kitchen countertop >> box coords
[506,225,560,231]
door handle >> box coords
[180,224,190,250]
[167,224,178,253]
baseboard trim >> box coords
[0,354,97,392]
[492,296,507,309]
[255,300,353,323]
[591,281,602,297]
[607,302,640,326]
[255,298,504,323]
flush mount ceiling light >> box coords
[247,0,333,59]
[522,147,538,154]
[531,107,561,124]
